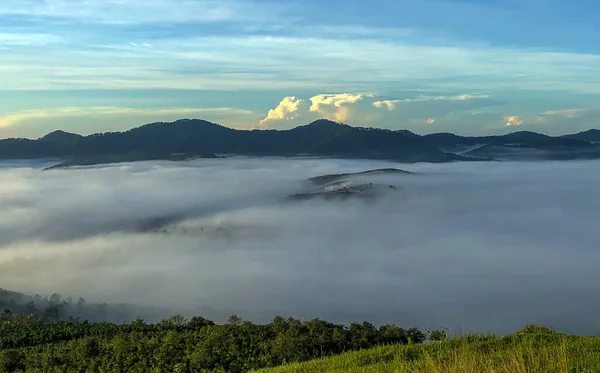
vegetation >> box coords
[4,118,600,167]
[258,326,600,373]
[0,118,469,165]
[3,290,598,372]
[0,309,429,373]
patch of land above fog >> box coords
[1,158,600,335]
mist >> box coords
[1,157,600,335]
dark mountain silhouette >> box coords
[39,130,83,144]
[562,129,600,143]
[1,119,464,167]
[0,118,599,167]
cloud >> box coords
[259,97,308,128]
[537,108,600,120]
[0,0,266,25]
[0,33,63,46]
[527,107,600,134]
[259,93,499,130]
[372,94,490,111]
[1,158,600,334]
[3,32,600,92]
[0,106,260,137]
[308,93,373,122]
[505,115,523,127]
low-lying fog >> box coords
[1,157,600,335]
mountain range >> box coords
[1,119,600,168]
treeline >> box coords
[0,311,442,373]
[0,289,161,324]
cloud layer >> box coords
[259,93,499,130]
[1,158,600,334]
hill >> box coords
[257,326,600,373]
[0,289,430,373]
[0,119,465,167]
[1,118,600,167]
[563,129,600,143]
[1,289,598,372]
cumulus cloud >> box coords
[505,115,524,126]
[259,97,308,127]
[259,93,377,129]
[1,158,600,334]
[259,93,499,130]
[308,93,373,122]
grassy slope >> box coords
[257,326,600,373]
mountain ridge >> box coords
[1,118,599,167]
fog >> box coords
[1,157,600,335]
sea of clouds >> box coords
[1,157,600,334]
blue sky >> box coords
[1,0,600,138]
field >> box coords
[257,326,600,373]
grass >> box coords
[256,326,600,373]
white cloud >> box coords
[3,34,600,92]
[505,116,524,127]
[308,93,373,122]
[372,94,490,111]
[537,108,598,119]
[259,97,308,128]
[0,0,265,25]
[259,92,498,130]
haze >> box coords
[1,158,599,335]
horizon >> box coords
[2,0,600,139]
[2,117,598,141]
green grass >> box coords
[256,326,600,373]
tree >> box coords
[0,350,25,373]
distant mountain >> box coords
[562,129,600,143]
[0,119,464,167]
[1,118,599,167]
[39,130,83,144]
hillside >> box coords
[3,291,594,373]
[1,118,600,167]
[0,119,463,167]
[0,292,431,373]
[257,326,600,373]
[562,129,600,143]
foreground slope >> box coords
[258,326,600,373]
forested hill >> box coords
[0,288,434,373]
[0,119,461,166]
[1,118,599,167]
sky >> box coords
[1,0,600,138]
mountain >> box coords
[39,130,83,144]
[1,118,599,167]
[0,119,464,167]
[562,129,600,143]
